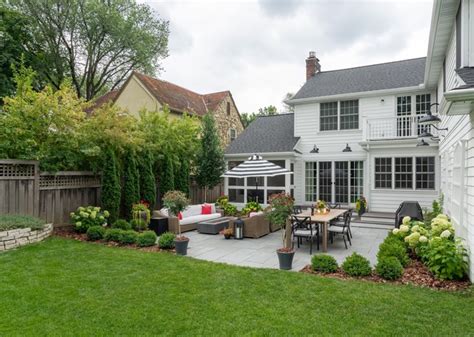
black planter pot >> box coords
[277,249,295,270]
[174,239,189,256]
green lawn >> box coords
[0,238,473,336]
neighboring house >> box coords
[91,71,244,148]
[225,0,474,280]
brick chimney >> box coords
[306,51,321,80]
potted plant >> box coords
[315,200,328,214]
[241,201,263,216]
[220,227,233,240]
[266,193,295,270]
[132,200,151,227]
[355,196,367,218]
[162,190,190,255]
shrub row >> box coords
[311,251,403,281]
[86,226,157,247]
[311,253,372,277]
[374,233,406,280]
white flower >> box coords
[402,216,411,225]
[399,225,409,233]
[440,230,452,238]
[419,235,428,243]
[411,225,420,232]
[392,228,400,235]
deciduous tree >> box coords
[7,0,169,100]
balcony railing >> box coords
[366,116,438,141]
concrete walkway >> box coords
[185,225,389,271]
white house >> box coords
[224,0,474,278]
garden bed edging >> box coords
[0,224,53,251]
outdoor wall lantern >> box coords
[418,103,444,125]
[342,143,352,152]
[416,139,430,147]
[310,145,319,153]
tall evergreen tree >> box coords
[138,151,156,208]
[159,156,175,197]
[195,113,225,201]
[122,150,140,219]
[101,148,121,223]
[174,159,190,196]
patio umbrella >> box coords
[222,154,292,202]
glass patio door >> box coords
[306,160,364,205]
[335,161,349,204]
[318,162,332,203]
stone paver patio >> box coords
[185,225,389,271]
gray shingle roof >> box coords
[455,67,474,88]
[292,57,426,100]
[225,114,299,154]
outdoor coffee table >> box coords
[197,217,236,235]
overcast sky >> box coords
[144,0,433,113]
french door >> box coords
[306,160,364,204]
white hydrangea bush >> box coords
[70,206,109,233]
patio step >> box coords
[351,222,393,230]
[350,211,395,229]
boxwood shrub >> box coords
[376,257,404,280]
[112,219,131,230]
[158,232,176,249]
[342,253,372,277]
[311,254,338,273]
[137,231,157,247]
[86,226,106,241]
[119,230,138,245]
[377,240,409,267]
[104,228,123,242]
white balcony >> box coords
[366,116,438,141]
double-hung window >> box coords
[416,157,435,190]
[320,102,338,131]
[320,100,359,131]
[395,157,413,189]
[375,158,392,189]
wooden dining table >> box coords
[296,209,348,252]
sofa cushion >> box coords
[201,204,212,215]
[249,211,264,218]
[180,213,221,225]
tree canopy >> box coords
[3,0,169,100]
[240,105,279,128]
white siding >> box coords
[437,18,474,280]
[368,147,440,212]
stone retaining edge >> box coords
[0,223,53,251]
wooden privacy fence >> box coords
[0,160,223,226]
[0,160,101,226]
[189,181,223,204]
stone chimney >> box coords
[306,51,321,80]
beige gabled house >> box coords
[92,71,244,148]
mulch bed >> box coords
[300,260,471,292]
[53,228,175,253]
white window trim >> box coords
[319,100,360,132]
[373,156,436,191]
